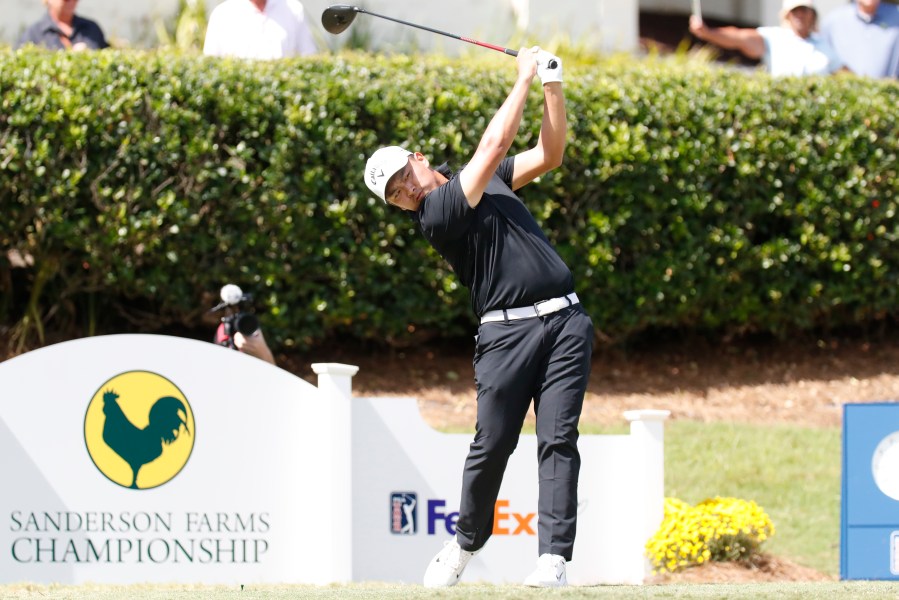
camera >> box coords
[210,284,260,350]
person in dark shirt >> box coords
[364,46,594,588]
[16,0,109,51]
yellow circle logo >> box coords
[84,371,194,490]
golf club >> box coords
[321,4,557,68]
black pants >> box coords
[454,304,594,561]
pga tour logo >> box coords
[389,493,536,536]
[390,492,417,535]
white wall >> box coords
[1,0,854,50]
[2,0,638,52]
[299,0,641,55]
[640,0,848,25]
[759,0,846,26]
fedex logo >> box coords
[427,499,535,536]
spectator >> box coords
[211,284,276,365]
[16,0,109,51]
[203,0,316,59]
[821,0,899,78]
[689,0,843,76]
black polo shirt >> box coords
[15,13,109,50]
[414,157,574,317]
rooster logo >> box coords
[84,372,195,490]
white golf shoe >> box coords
[523,553,568,587]
[422,539,477,588]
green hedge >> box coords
[1,49,897,350]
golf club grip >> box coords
[505,48,559,70]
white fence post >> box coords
[312,362,359,583]
[624,409,671,577]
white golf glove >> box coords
[536,50,563,85]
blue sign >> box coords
[842,402,899,579]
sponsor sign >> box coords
[2,334,667,585]
[1,335,333,584]
[841,403,899,580]
[84,372,194,490]
[413,498,534,536]
[390,493,416,535]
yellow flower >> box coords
[645,496,775,573]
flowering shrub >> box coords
[646,496,776,574]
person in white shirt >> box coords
[689,0,843,76]
[204,0,316,59]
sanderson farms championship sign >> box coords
[1,334,667,585]
[9,509,270,566]
[13,365,271,565]
[0,335,336,584]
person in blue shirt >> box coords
[821,0,899,78]
[16,0,108,51]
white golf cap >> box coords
[781,0,816,16]
[364,146,411,203]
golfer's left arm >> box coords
[460,48,538,208]
[513,57,566,190]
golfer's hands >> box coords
[536,50,562,85]
[516,46,539,82]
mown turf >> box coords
[580,420,841,576]
[3,581,899,599]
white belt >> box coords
[480,293,579,324]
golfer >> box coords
[364,47,593,588]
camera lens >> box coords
[235,313,260,336]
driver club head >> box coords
[321,5,360,34]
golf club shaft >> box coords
[357,7,518,57]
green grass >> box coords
[582,420,841,576]
[3,581,899,599]
[441,420,842,575]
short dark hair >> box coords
[434,162,454,178]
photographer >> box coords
[211,284,277,366]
